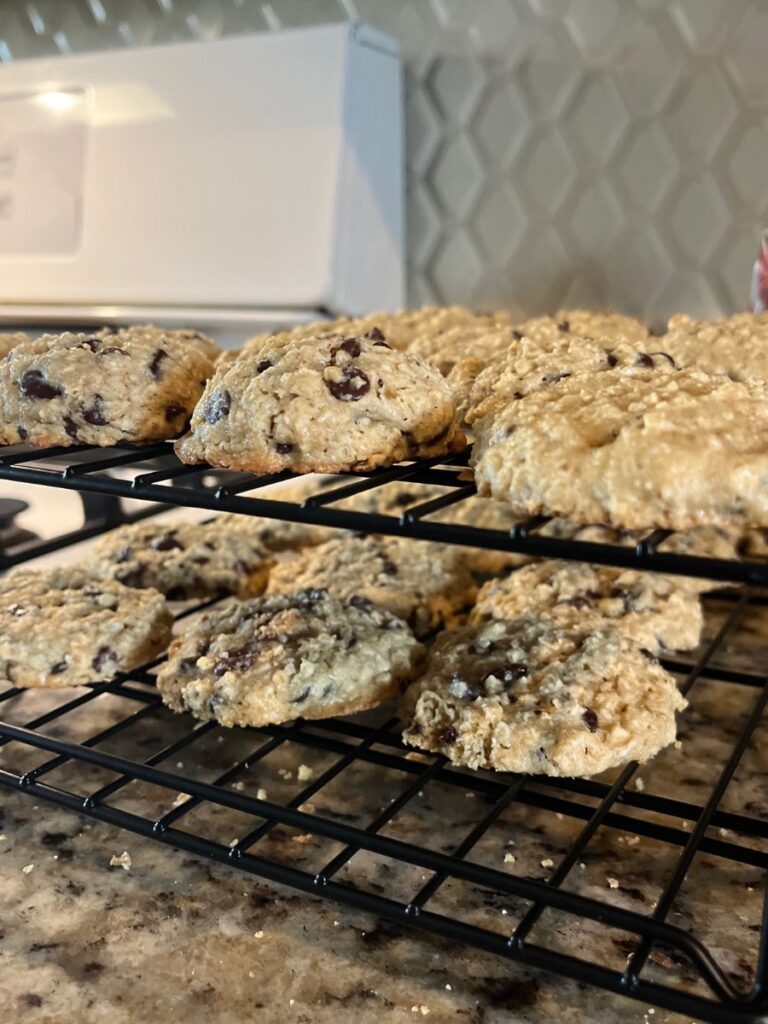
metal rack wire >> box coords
[0,441,767,1023]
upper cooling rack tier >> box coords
[0,441,766,586]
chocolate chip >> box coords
[646,350,677,368]
[542,371,572,385]
[276,441,294,455]
[17,426,28,441]
[204,389,231,423]
[291,687,311,704]
[50,661,67,674]
[301,588,328,603]
[165,403,186,422]
[150,531,184,552]
[325,366,371,401]
[345,636,358,650]
[437,726,457,745]
[256,359,272,373]
[340,337,361,357]
[583,708,599,732]
[179,656,199,673]
[20,369,62,400]
[100,346,129,356]
[117,567,145,588]
[92,646,117,672]
[367,326,385,341]
[635,352,653,368]
[558,595,593,610]
[81,336,101,352]
[512,329,524,340]
[380,558,398,576]
[63,417,80,441]
[605,350,618,368]
[83,395,107,426]
[191,556,210,565]
[350,594,373,610]
[213,644,259,676]
[149,348,168,378]
[558,319,570,333]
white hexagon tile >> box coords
[2,0,767,322]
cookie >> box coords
[176,332,466,475]
[266,534,476,638]
[0,567,172,688]
[470,560,703,653]
[399,614,686,776]
[0,328,218,447]
[157,589,423,727]
[86,515,276,599]
[472,366,768,531]
[340,481,533,576]
[453,333,673,429]
[644,314,768,383]
[0,332,29,359]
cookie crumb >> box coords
[297,764,313,782]
[172,792,191,808]
[540,858,554,868]
[257,788,268,800]
[445,983,452,991]
[607,876,620,889]
[411,1006,430,1016]
[291,833,314,845]
[718,828,732,838]
[232,781,245,791]
[254,931,264,939]
[635,777,645,792]
[248,971,255,978]
[109,851,132,871]
[0,834,6,841]
[500,909,508,916]
[504,853,516,864]
[333,920,340,927]
[229,838,239,848]
[674,740,682,750]
[22,863,34,874]
[579,862,586,869]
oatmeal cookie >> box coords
[0,567,172,688]
[157,589,423,726]
[176,332,465,474]
[0,329,218,447]
[400,614,685,776]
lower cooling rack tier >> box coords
[0,442,767,1022]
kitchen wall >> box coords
[1,0,766,322]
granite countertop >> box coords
[0,491,765,1023]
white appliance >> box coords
[0,24,404,347]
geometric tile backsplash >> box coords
[2,0,767,323]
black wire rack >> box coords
[0,441,767,1023]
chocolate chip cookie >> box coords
[0,328,218,447]
[0,567,173,688]
[86,516,276,599]
[472,366,768,531]
[266,534,476,638]
[157,589,424,727]
[470,560,703,653]
[176,332,466,474]
[400,614,685,776]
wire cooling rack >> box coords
[0,442,767,1023]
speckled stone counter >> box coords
[1,586,766,1023]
